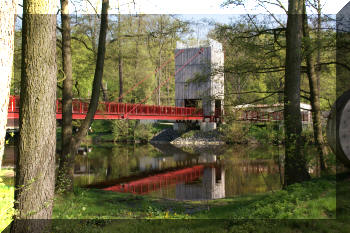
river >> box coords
[3,141,323,201]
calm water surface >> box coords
[3,142,321,200]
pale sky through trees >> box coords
[15,0,349,15]
[14,0,349,44]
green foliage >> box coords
[91,120,113,133]
[180,130,198,139]
[112,120,154,143]
[248,123,283,144]
[211,13,335,113]
[219,123,248,144]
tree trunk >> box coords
[0,0,17,171]
[56,0,74,192]
[101,81,108,101]
[56,0,109,192]
[12,0,57,231]
[158,50,162,105]
[118,54,123,102]
[70,0,109,161]
[118,11,123,102]
[302,3,327,173]
[316,0,321,93]
[283,0,310,186]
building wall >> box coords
[175,40,224,118]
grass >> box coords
[2,172,348,232]
[0,169,14,232]
[194,176,336,219]
[52,175,337,217]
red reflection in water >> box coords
[103,165,204,194]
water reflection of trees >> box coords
[222,145,282,196]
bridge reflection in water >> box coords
[175,166,225,200]
[70,143,285,200]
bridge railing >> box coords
[8,96,203,118]
[8,96,20,113]
[54,97,203,117]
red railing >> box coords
[8,95,204,120]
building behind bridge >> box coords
[232,103,313,124]
[174,39,224,131]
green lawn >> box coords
[52,176,337,220]
[2,172,349,233]
[0,169,14,232]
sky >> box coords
[15,0,350,39]
[109,0,349,15]
[16,0,350,15]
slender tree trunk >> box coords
[316,0,321,93]
[70,0,109,155]
[12,0,57,231]
[57,0,109,192]
[302,3,327,173]
[284,0,310,186]
[117,9,123,102]
[0,0,17,170]
[118,55,123,102]
[101,81,108,101]
[56,0,74,192]
[158,49,162,105]
[132,14,142,99]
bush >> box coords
[134,123,154,142]
[112,120,154,143]
[219,123,249,144]
[248,123,283,144]
[91,120,113,133]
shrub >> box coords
[219,123,249,144]
[112,120,154,143]
[248,123,283,144]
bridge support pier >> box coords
[200,122,216,132]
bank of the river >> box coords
[0,169,14,232]
[170,129,226,145]
[1,172,348,232]
[83,122,278,146]
[52,175,337,220]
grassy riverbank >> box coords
[1,172,348,232]
[0,169,14,232]
[50,175,344,232]
[52,175,337,220]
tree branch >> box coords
[71,36,95,53]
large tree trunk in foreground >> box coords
[302,3,327,173]
[56,0,74,192]
[57,0,109,192]
[12,0,57,232]
[284,0,310,186]
[0,0,17,171]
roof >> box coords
[233,103,311,110]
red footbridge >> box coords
[7,48,216,122]
[7,95,204,121]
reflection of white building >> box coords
[198,154,217,163]
[175,166,225,200]
[139,157,171,171]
